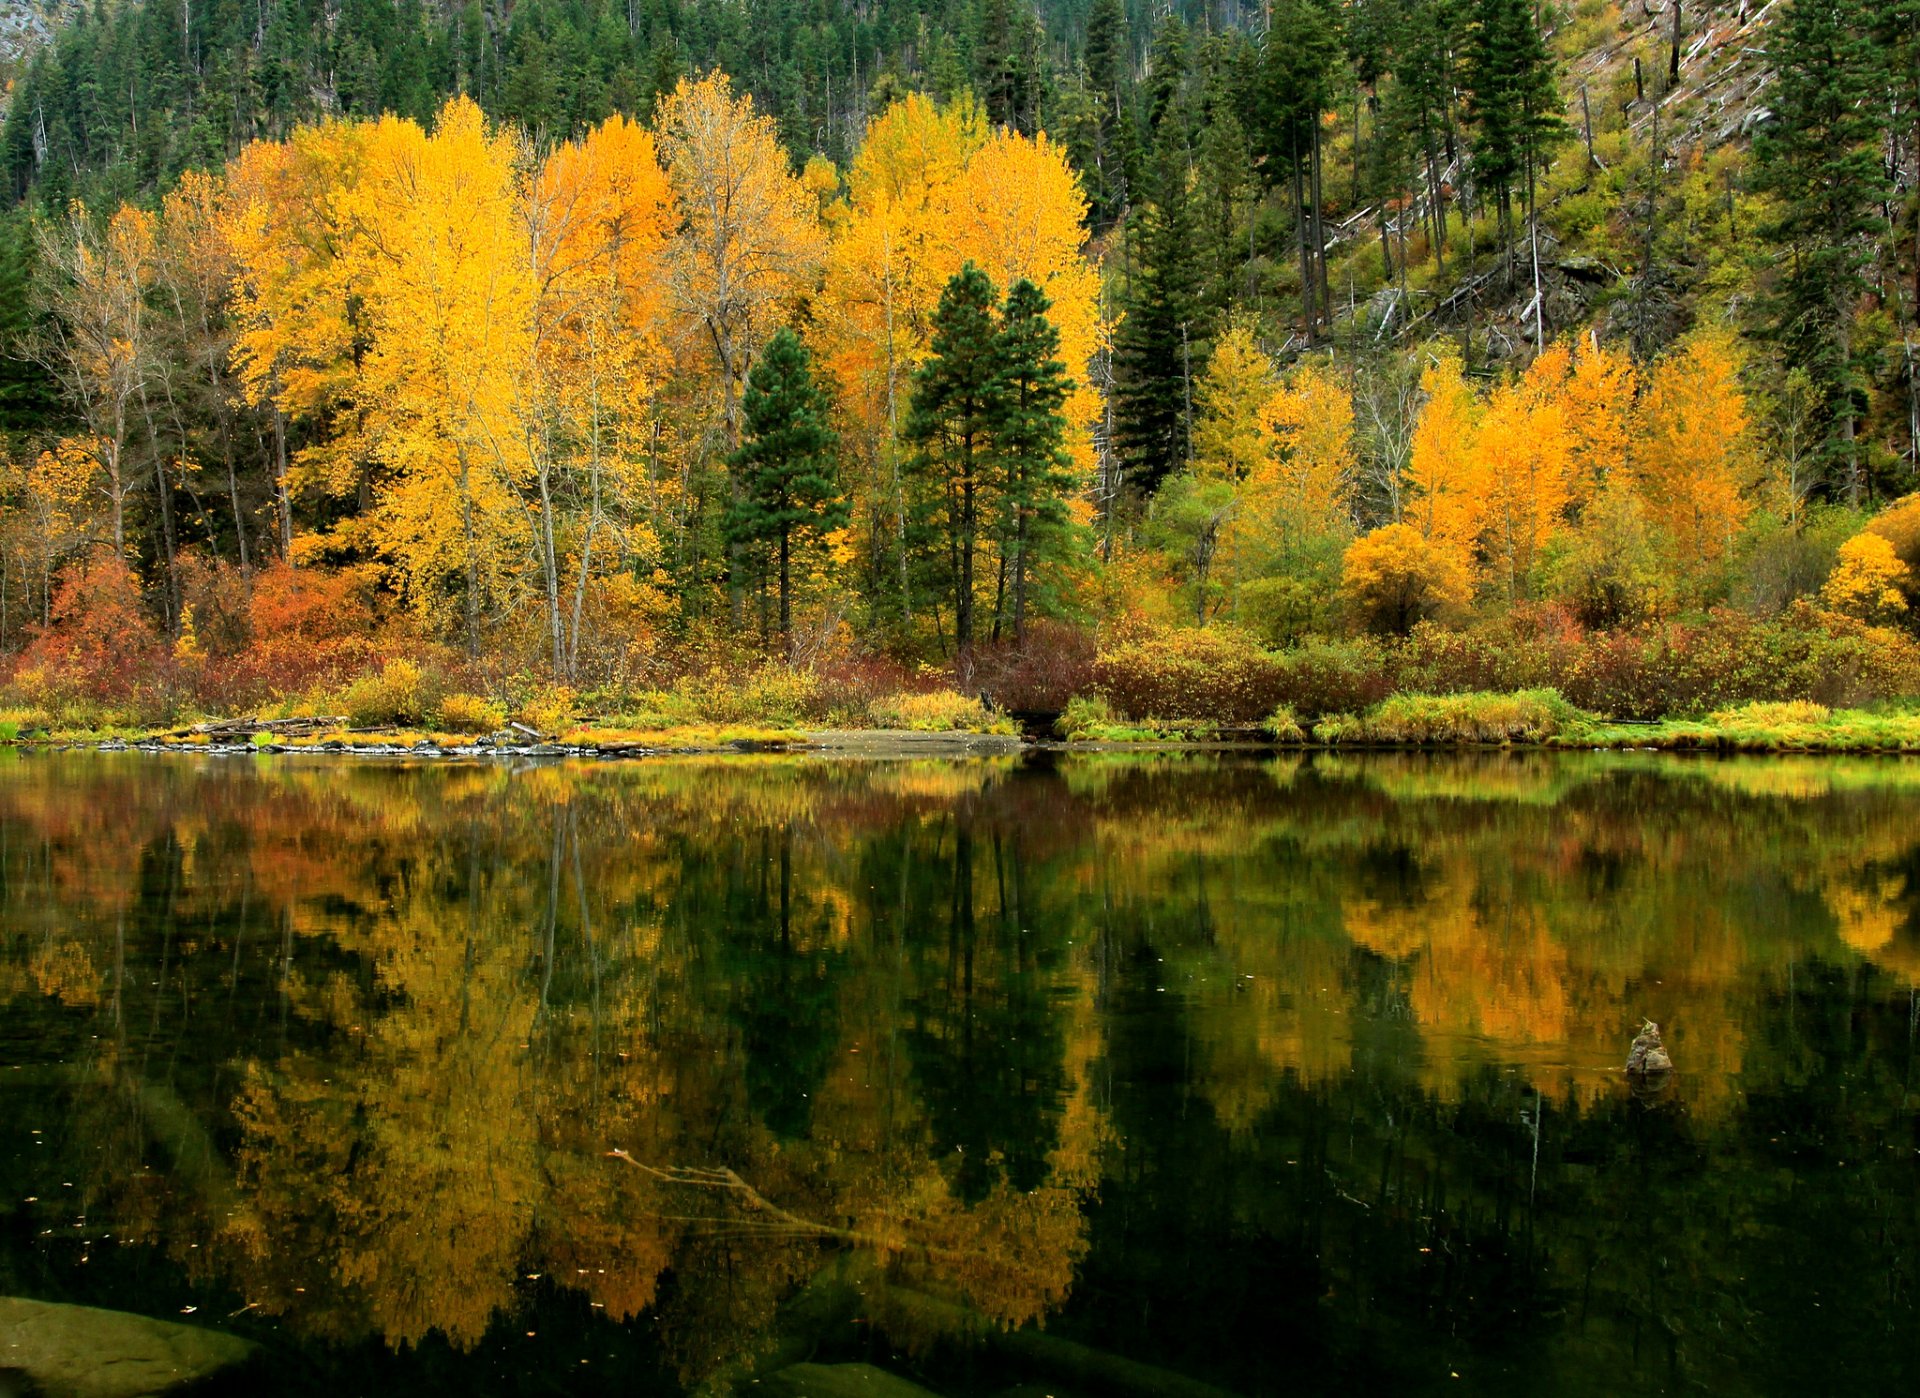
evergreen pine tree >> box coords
[1753,0,1893,502]
[724,327,848,645]
[1144,13,1191,135]
[1462,0,1562,246]
[992,279,1077,640]
[1255,0,1342,338]
[1083,0,1131,121]
[906,264,1003,651]
[1114,121,1206,494]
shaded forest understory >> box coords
[1,0,1920,738]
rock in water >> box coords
[1625,1020,1673,1075]
[0,1297,255,1398]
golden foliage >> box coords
[1821,533,1911,621]
[1341,521,1473,633]
[1633,331,1756,585]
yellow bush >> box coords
[435,692,508,733]
[514,683,577,734]
[1357,689,1574,743]
[1341,523,1472,634]
[339,659,439,727]
[1710,700,1831,727]
[1822,533,1911,622]
[867,689,1003,732]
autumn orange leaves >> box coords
[1345,332,1763,631]
[181,81,1096,669]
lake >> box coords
[1,749,1916,1396]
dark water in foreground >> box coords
[1,750,1917,1396]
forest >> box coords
[2,0,1920,738]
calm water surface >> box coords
[1,750,1917,1396]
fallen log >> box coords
[167,716,348,740]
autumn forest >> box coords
[3,0,1920,736]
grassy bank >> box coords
[11,687,1920,752]
[1066,692,1920,755]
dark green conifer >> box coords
[1113,123,1205,494]
[906,264,1003,652]
[725,327,848,645]
[1753,0,1894,502]
[992,279,1077,640]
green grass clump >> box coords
[1565,704,1920,753]
[1338,689,1577,744]
[1263,705,1306,743]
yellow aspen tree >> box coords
[1558,333,1637,503]
[946,128,1104,471]
[1821,533,1910,622]
[1255,358,1356,533]
[1477,366,1573,601]
[348,98,536,656]
[1191,325,1275,484]
[652,73,824,452]
[223,120,375,555]
[1404,347,1486,585]
[819,93,985,621]
[525,114,678,676]
[1341,521,1473,632]
[155,169,254,569]
[1634,331,1757,590]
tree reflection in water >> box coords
[0,750,1915,1395]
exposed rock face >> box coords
[0,0,71,66]
[1625,1019,1674,1075]
[0,1297,255,1398]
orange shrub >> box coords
[16,548,170,708]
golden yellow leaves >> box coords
[818,94,1101,472]
[1255,356,1356,536]
[1822,533,1911,621]
[1340,521,1473,632]
[1350,330,1758,621]
[654,72,824,408]
[1191,325,1274,485]
[1404,347,1486,563]
[1632,331,1757,580]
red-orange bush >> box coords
[962,621,1098,712]
[15,548,171,708]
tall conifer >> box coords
[725,327,847,644]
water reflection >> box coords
[0,750,1916,1394]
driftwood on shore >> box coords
[166,716,348,740]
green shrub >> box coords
[1057,694,1115,738]
[1271,637,1397,718]
[1262,705,1305,743]
[1311,713,1362,744]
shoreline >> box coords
[8,724,1920,760]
